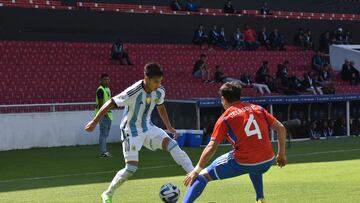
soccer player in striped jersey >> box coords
[182,82,287,203]
[85,63,194,203]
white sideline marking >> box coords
[0,164,177,183]
[1,148,359,183]
[288,148,360,157]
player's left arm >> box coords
[263,107,287,168]
[183,140,219,186]
[157,104,177,138]
[271,120,287,168]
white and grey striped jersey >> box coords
[112,80,165,137]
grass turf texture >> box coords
[0,137,359,202]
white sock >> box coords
[104,164,138,196]
[167,140,194,173]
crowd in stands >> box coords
[170,0,273,16]
[294,27,353,52]
[192,24,285,51]
[307,117,360,139]
[170,0,199,12]
[192,53,339,95]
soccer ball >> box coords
[159,183,180,203]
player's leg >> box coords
[182,151,244,203]
[248,159,273,203]
[162,137,194,173]
[102,133,144,202]
[162,134,194,173]
[249,174,265,202]
[144,127,194,173]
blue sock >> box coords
[182,175,208,203]
[249,174,264,200]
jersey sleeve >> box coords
[262,108,277,125]
[156,86,165,105]
[112,90,131,107]
[211,117,228,143]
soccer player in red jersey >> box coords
[183,82,287,203]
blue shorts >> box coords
[206,151,274,180]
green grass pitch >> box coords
[0,137,359,202]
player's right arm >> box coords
[183,117,226,186]
[271,120,287,168]
[85,99,115,132]
[85,90,131,132]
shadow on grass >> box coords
[0,137,359,193]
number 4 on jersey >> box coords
[245,114,262,139]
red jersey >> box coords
[211,102,276,164]
[243,29,257,42]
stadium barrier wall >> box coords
[0,110,123,151]
[1,7,360,44]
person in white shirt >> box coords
[85,62,194,203]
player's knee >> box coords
[166,139,178,152]
[125,163,138,175]
[201,172,213,182]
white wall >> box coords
[330,45,360,71]
[0,110,123,151]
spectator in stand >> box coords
[341,59,360,85]
[255,61,272,84]
[111,39,134,65]
[335,117,347,136]
[312,51,326,74]
[294,28,305,47]
[276,64,289,86]
[208,24,220,48]
[192,54,207,78]
[212,66,270,95]
[260,1,271,15]
[240,73,271,94]
[321,120,334,138]
[218,27,229,49]
[343,30,352,44]
[303,29,314,50]
[185,0,199,12]
[212,65,245,84]
[318,63,332,86]
[192,24,208,48]
[258,27,271,50]
[319,31,332,53]
[334,28,344,44]
[349,60,360,84]
[308,121,321,140]
[301,72,323,95]
[223,0,236,14]
[232,27,245,50]
[269,29,285,51]
[170,0,183,11]
[243,24,260,50]
[193,54,211,83]
[328,119,336,136]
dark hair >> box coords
[144,62,163,78]
[100,73,109,79]
[200,54,206,58]
[219,82,242,103]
